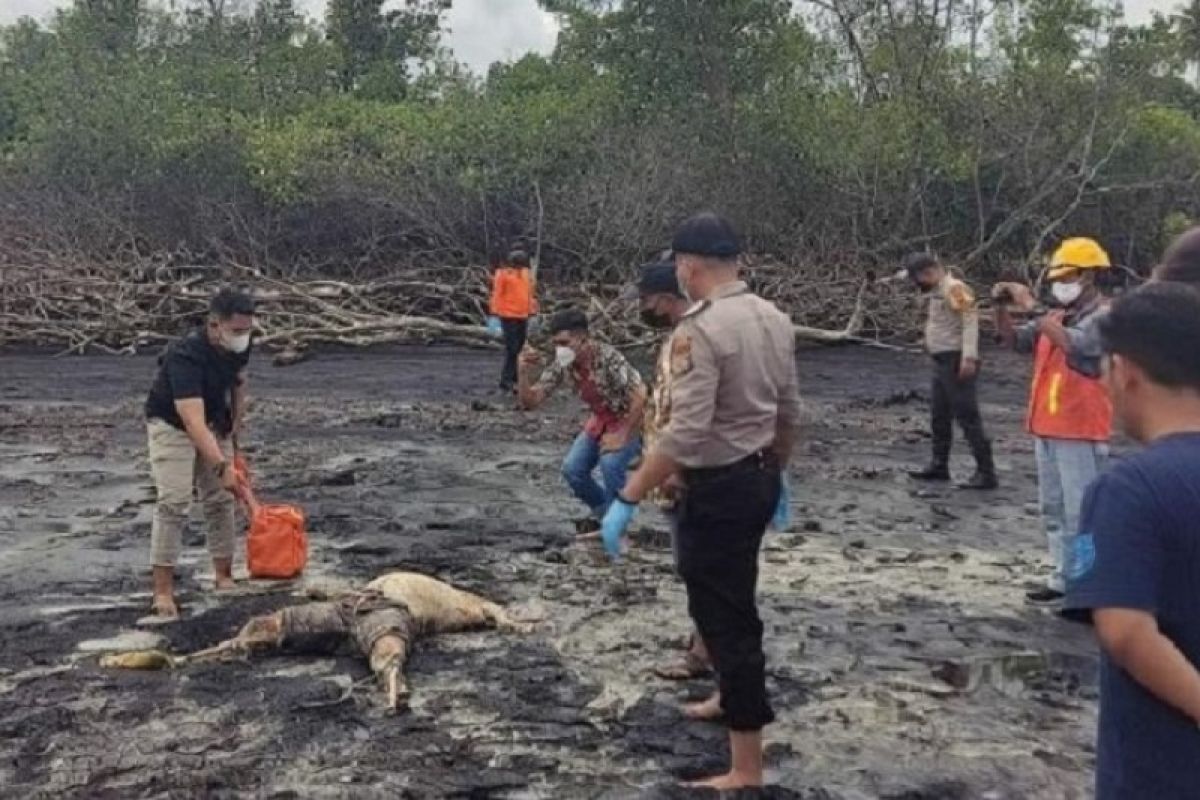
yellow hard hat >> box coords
[1047,237,1111,280]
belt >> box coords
[682,450,776,483]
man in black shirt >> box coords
[144,288,255,620]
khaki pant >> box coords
[147,419,235,567]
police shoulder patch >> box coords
[946,281,976,312]
[1066,533,1097,583]
[670,333,694,377]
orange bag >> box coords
[234,455,309,579]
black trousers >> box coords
[677,453,780,732]
[499,318,528,389]
[930,351,991,466]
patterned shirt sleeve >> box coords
[595,343,644,416]
[533,358,566,397]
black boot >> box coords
[959,441,998,490]
[910,462,951,481]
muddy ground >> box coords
[0,344,1099,799]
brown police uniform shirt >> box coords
[924,273,980,360]
[655,281,802,469]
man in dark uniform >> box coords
[603,213,801,790]
[144,288,255,620]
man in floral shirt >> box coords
[518,308,646,534]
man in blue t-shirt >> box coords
[1063,283,1200,799]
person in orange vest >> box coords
[489,248,538,392]
[993,237,1113,605]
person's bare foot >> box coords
[681,692,722,721]
[150,595,179,621]
[683,770,763,791]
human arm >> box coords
[1037,310,1071,352]
[1059,307,1107,378]
[517,346,555,410]
[774,328,801,465]
[1094,608,1200,724]
[946,279,979,375]
[174,398,237,491]
[231,370,248,447]
[991,283,1039,353]
[602,384,646,452]
[1063,471,1199,720]
[488,271,502,316]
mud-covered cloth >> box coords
[279,590,415,656]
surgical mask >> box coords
[554,346,576,369]
[1051,282,1083,307]
[640,308,672,329]
[223,331,252,354]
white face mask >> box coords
[1051,282,1084,307]
[554,346,576,369]
[224,331,252,354]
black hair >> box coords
[209,287,255,319]
[1156,226,1200,286]
[548,308,589,336]
[508,248,530,267]
[1100,283,1200,391]
[903,252,939,276]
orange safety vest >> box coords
[1026,334,1112,442]
[489,267,536,319]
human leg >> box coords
[500,318,527,389]
[147,421,199,618]
[195,434,236,589]
[560,431,606,515]
[598,434,642,513]
[675,459,779,787]
[1056,439,1109,582]
[1033,436,1068,596]
[913,357,953,479]
[948,363,997,489]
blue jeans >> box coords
[1035,436,1109,591]
[561,432,642,517]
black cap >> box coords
[636,260,682,297]
[671,213,742,258]
[903,252,939,276]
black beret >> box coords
[671,213,742,258]
[637,260,682,296]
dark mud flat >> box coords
[0,345,1097,799]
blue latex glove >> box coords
[485,316,502,338]
[601,497,637,559]
[771,473,791,531]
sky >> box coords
[0,0,1179,74]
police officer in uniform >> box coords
[603,213,801,791]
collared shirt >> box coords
[1014,297,1108,378]
[145,329,250,436]
[534,341,644,437]
[655,281,802,469]
[924,273,980,360]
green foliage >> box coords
[2,0,1200,276]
